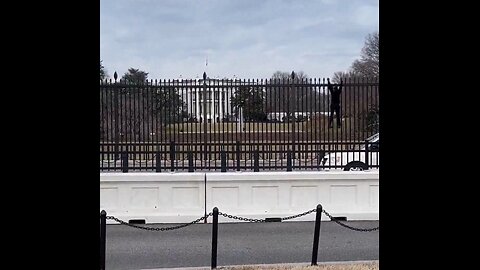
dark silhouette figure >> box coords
[327,78,343,128]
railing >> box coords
[99,141,379,171]
[100,75,379,172]
[99,204,379,270]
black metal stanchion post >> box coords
[311,204,322,266]
[211,207,219,269]
[100,210,107,270]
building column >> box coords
[219,89,223,123]
[195,89,200,122]
[210,90,214,122]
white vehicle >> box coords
[321,133,379,171]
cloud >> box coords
[101,0,378,79]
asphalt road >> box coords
[105,220,379,270]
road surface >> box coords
[105,220,379,270]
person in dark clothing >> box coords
[327,78,343,128]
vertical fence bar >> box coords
[120,79,126,170]
[221,148,227,172]
[155,149,161,172]
[203,73,208,163]
[365,139,369,169]
[170,141,175,172]
[121,151,128,173]
[274,78,278,169]
[108,80,113,169]
[150,80,155,170]
[211,207,219,269]
[155,79,160,170]
[127,80,132,169]
[287,149,292,172]
[236,141,241,171]
[100,210,106,270]
[254,149,259,172]
[311,204,323,266]
[133,80,138,170]
[348,76,352,162]
[188,149,194,172]
[114,77,120,162]
[161,80,167,170]
[100,83,104,168]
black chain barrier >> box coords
[322,209,379,232]
[216,208,318,223]
[217,208,379,232]
[218,211,265,222]
[281,208,317,221]
[105,212,213,231]
[102,208,379,232]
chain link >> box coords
[101,208,379,232]
[218,208,317,222]
[105,212,213,231]
[218,212,265,222]
[281,208,317,221]
[322,209,379,232]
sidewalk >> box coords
[141,260,379,270]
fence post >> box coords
[211,207,219,269]
[170,141,175,172]
[100,210,106,270]
[188,149,194,172]
[254,149,259,172]
[155,149,161,172]
[311,204,323,266]
[113,80,119,161]
[236,141,241,171]
[221,149,227,172]
[287,149,292,171]
[121,152,128,173]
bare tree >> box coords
[350,32,379,77]
[100,60,107,80]
[266,71,326,117]
[327,32,379,138]
[332,71,357,84]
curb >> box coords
[140,260,379,270]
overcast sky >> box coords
[100,0,378,80]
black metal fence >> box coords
[100,74,379,172]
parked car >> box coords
[321,133,379,171]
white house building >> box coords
[169,78,242,123]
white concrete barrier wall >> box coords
[100,173,206,224]
[206,171,378,222]
[100,171,379,224]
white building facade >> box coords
[174,78,258,123]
